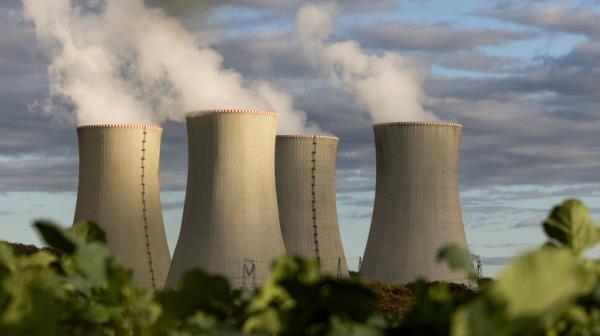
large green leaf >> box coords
[451,247,597,336]
[543,199,600,254]
[493,248,594,318]
[34,221,76,254]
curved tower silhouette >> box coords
[361,121,469,284]
[167,110,286,288]
[74,124,171,290]
[275,135,348,277]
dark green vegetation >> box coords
[0,198,599,335]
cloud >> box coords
[477,242,533,248]
[433,98,600,186]
[161,199,184,212]
[355,21,535,52]
[512,217,544,229]
[0,154,77,192]
[146,0,397,15]
[433,50,520,73]
[477,5,600,37]
[340,211,372,220]
[146,0,295,13]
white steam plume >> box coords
[23,0,317,133]
[296,4,435,123]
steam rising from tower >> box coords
[275,135,348,277]
[296,4,435,123]
[23,0,317,133]
[361,122,469,284]
[167,110,286,288]
[74,125,171,290]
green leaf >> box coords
[543,199,600,254]
[244,256,377,335]
[72,221,106,244]
[438,244,475,276]
[0,243,18,273]
[451,247,597,336]
[156,269,232,324]
[34,221,76,255]
[19,251,56,270]
[0,242,62,335]
[72,242,111,285]
[451,299,505,336]
[494,248,594,318]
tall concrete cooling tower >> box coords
[275,135,349,277]
[361,121,469,284]
[74,124,171,290]
[167,110,286,288]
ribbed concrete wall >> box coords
[361,122,469,284]
[275,135,348,277]
[167,110,286,288]
[74,125,171,290]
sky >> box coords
[2,0,600,277]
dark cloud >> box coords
[476,242,533,248]
[212,31,312,82]
[0,0,21,11]
[146,0,397,17]
[159,121,188,191]
[146,0,297,13]
[354,21,535,52]
[477,6,600,37]
[161,199,184,212]
[423,33,600,187]
[489,0,553,11]
[340,211,372,220]
[433,50,519,73]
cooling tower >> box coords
[166,110,286,288]
[361,121,469,284]
[74,124,171,290]
[275,135,349,277]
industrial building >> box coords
[361,121,469,284]
[74,124,171,290]
[275,135,348,277]
[166,110,286,288]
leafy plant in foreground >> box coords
[2,198,600,335]
[444,199,600,336]
[37,220,159,335]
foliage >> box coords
[371,281,475,320]
[543,199,600,254]
[447,199,600,336]
[1,198,600,335]
[0,240,60,257]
